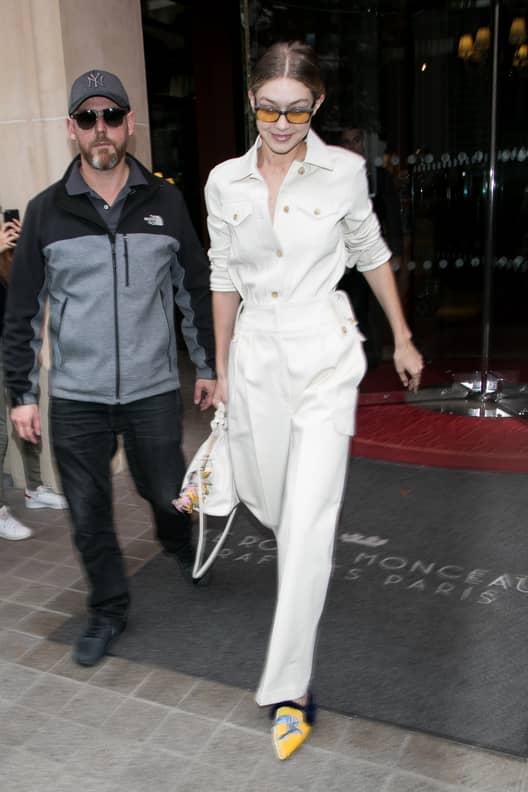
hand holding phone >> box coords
[0,213,21,254]
[3,209,20,224]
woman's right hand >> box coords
[213,376,229,408]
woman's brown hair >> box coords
[249,41,325,100]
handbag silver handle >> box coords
[192,400,237,579]
[193,456,237,579]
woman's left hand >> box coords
[393,339,424,392]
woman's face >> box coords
[249,77,324,157]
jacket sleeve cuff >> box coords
[195,367,216,381]
[10,393,38,408]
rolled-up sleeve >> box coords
[204,174,237,292]
[342,162,392,272]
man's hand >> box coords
[10,404,41,444]
[194,378,216,411]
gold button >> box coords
[276,249,283,257]
[341,326,347,334]
[298,167,305,175]
[314,208,321,215]
[283,206,289,213]
[271,291,279,298]
[233,213,238,220]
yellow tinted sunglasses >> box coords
[254,106,314,124]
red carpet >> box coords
[352,360,528,472]
[353,404,528,472]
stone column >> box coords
[0,0,151,489]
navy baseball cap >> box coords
[69,70,130,115]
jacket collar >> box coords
[228,129,334,182]
[65,156,148,197]
[60,153,156,191]
[55,154,161,231]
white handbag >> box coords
[172,402,238,579]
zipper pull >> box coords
[109,234,117,268]
[124,234,130,286]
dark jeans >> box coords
[0,342,43,502]
[50,390,191,622]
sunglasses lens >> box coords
[286,111,312,124]
[74,111,97,130]
[255,107,312,124]
[103,108,127,127]
[73,108,127,129]
[255,108,280,122]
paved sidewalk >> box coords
[0,371,527,790]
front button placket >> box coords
[260,182,287,302]
[258,160,306,304]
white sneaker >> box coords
[25,485,68,510]
[0,506,33,540]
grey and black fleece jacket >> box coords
[3,155,215,406]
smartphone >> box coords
[3,209,20,224]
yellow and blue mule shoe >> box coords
[270,693,317,760]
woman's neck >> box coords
[258,139,307,174]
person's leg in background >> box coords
[0,340,32,540]
[50,397,129,665]
[21,436,68,510]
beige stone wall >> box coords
[59,0,151,165]
[0,0,151,489]
[1,0,69,213]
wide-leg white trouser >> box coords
[227,292,367,706]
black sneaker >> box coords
[73,615,126,666]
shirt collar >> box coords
[228,128,334,182]
[303,129,335,171]
[65,156,148,197]
[227,141,260,182]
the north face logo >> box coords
[87,72,105,89]
[144,214,164,227]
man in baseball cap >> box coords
[68,69,130,115]
[4,69,216,668]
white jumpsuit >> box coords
[205,130,391,706]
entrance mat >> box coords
[51,459,528,756]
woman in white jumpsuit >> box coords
[205,41,423,760]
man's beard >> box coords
[82,137,126,170]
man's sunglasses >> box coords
[70,107,128,130]
[254,106,314,124]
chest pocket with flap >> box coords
[221,202,253,226]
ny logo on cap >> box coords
[87,72,105,89]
